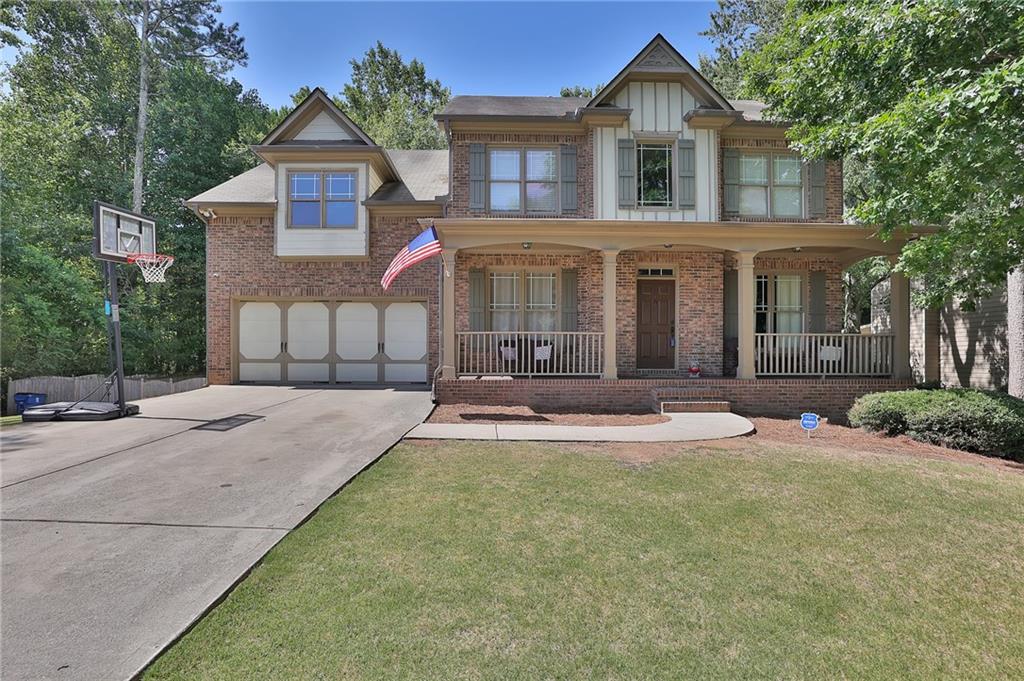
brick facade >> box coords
[437,377,914,422]
[718,136,844,223]
[448,129,594,218]
[205,213,439,385]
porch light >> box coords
[522,242,532,250]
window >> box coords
[488,148,558,213]
[736,153,803,218]
[288,171,357,228]
[488,271,559,331]
[637,143,673,207]
[638,267,675,277]
[755,273,804,333]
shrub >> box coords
[849,389,1024,460]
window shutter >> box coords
[677,138,696,209]
[469,269,486,331]
[560,268,578,331]
[723,148,740,215]
[808,270,827,332]
[469,143,486,211]
[723,269,738,339]
[560,144,578,214]
[808,160,826,217]
[617,138,636,209]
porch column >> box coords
[441,248,457,379]
[602,249,618,379]
[889,262,912,380]
[736,251,757,379]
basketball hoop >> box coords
[127,253,174,283]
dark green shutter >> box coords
[560,268,578,331]
[723,269,738,339]
[469,269,486,331]
[723,149,740,215]
[808,160,826,217]
[677,138,696,209]
[469,143,486,211]
[560,144,577,213]
[617,138,636,209]
[808,270,827,332]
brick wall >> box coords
[437,377,913,422]
[718,136,843,222]
[206,213,439,384]
[448,129,594,218]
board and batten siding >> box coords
[292,111,355,141]
[274,162,370,258]
[593,81,718,221]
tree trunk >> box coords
[1008,265,1024,398]
[131,0,150,214]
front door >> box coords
[636,279,675,369]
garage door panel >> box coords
[385,363,427,383]
[287,303,329,360]
[239,363,281,382]
[337,363,379,383]
[384,303,427,361]
[338,303,378,360]
[287,363,330,382]
[239,303,281,360]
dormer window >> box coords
[287,171,357,228]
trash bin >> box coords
[14,392,47,414]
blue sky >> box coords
[217,1,718,108]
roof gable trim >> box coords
[260,88,376,146]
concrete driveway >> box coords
[0,385,431,681]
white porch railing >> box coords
[457,332,604,376]
[755,333,894,376]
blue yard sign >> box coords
[800,412,820,438]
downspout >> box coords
[430,119,454,403]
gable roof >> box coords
[368,150,449,203]
[260,87,375,146]
[587,34,733,111]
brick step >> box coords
[659,400,732,414]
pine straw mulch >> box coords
[427,403,670,427]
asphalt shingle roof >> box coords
[440,95,590,118]
[187,163,276,204]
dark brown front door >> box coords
[637,279,675,369]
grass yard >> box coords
[0,414,23,428]
[145,435,1024,680]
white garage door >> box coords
[236,300,428,384]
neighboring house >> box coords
[188,34,928,418]
[872,282,1010,390]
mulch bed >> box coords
[428,403,669,427]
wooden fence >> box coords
[6,374,207,414]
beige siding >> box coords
[274,162,369,258]
[292,111,354,141]
[938,287,1009,389]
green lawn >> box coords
[146,440,1024,680]
[0,414,23,427]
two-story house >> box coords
[188,35,921,418]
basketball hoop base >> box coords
[127,253,174,283]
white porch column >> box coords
[736,251,757,379]
[441,248,457,379]
[889,263,912,380]
[602,249,618,379]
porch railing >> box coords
[755,333,894,376]
[457,331,604,377]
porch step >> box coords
[659,400,732,414]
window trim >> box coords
[755,270,806,333]
[485,146,561,215]
[735,152,806,219]
[485,267,561,331]
[635,141,675,208]
[286,169,359,230]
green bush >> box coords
[849,389,1024,460]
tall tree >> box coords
[560,85,601,98]
[119,0,246,211]
[340,41,449,149]
[698,0,786,98]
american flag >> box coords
[380,224,442,291]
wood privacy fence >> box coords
[6,374,206,413]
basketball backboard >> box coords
[93,200,156,263]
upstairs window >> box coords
[636,143,673,207]
[288,171,357,228]
[487,148,558,213]
[734,153,802,218]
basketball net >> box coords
[127,253,174,283]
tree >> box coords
[560,85,601,98]
[340,41,449,149]
[698,0,786,98]
[119,0,246,211]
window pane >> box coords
[773,156,802,185]
[491,311,519,332]
[290,201,320,226]
[526,182,557,212]
[526,273,556,309]
[739,155,767,184]
[755,275,769,310]
[637,144,672,206]
[489,150,520,180]
[490,273,519,309]
[525,311,557,331]
[325,200,356,227]
[740,186,768,216]
[775,275,802,309]
[489,183,520,211]
[772,187,802,217]
[775,311,803,333]
[756,311,768,333]
[526,150,557,181]
[326,172,355,199]
[290,173,320,199]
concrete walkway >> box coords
[406,412,755,442]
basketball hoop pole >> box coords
[105,260,128,415]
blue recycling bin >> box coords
[14,392,47,414]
